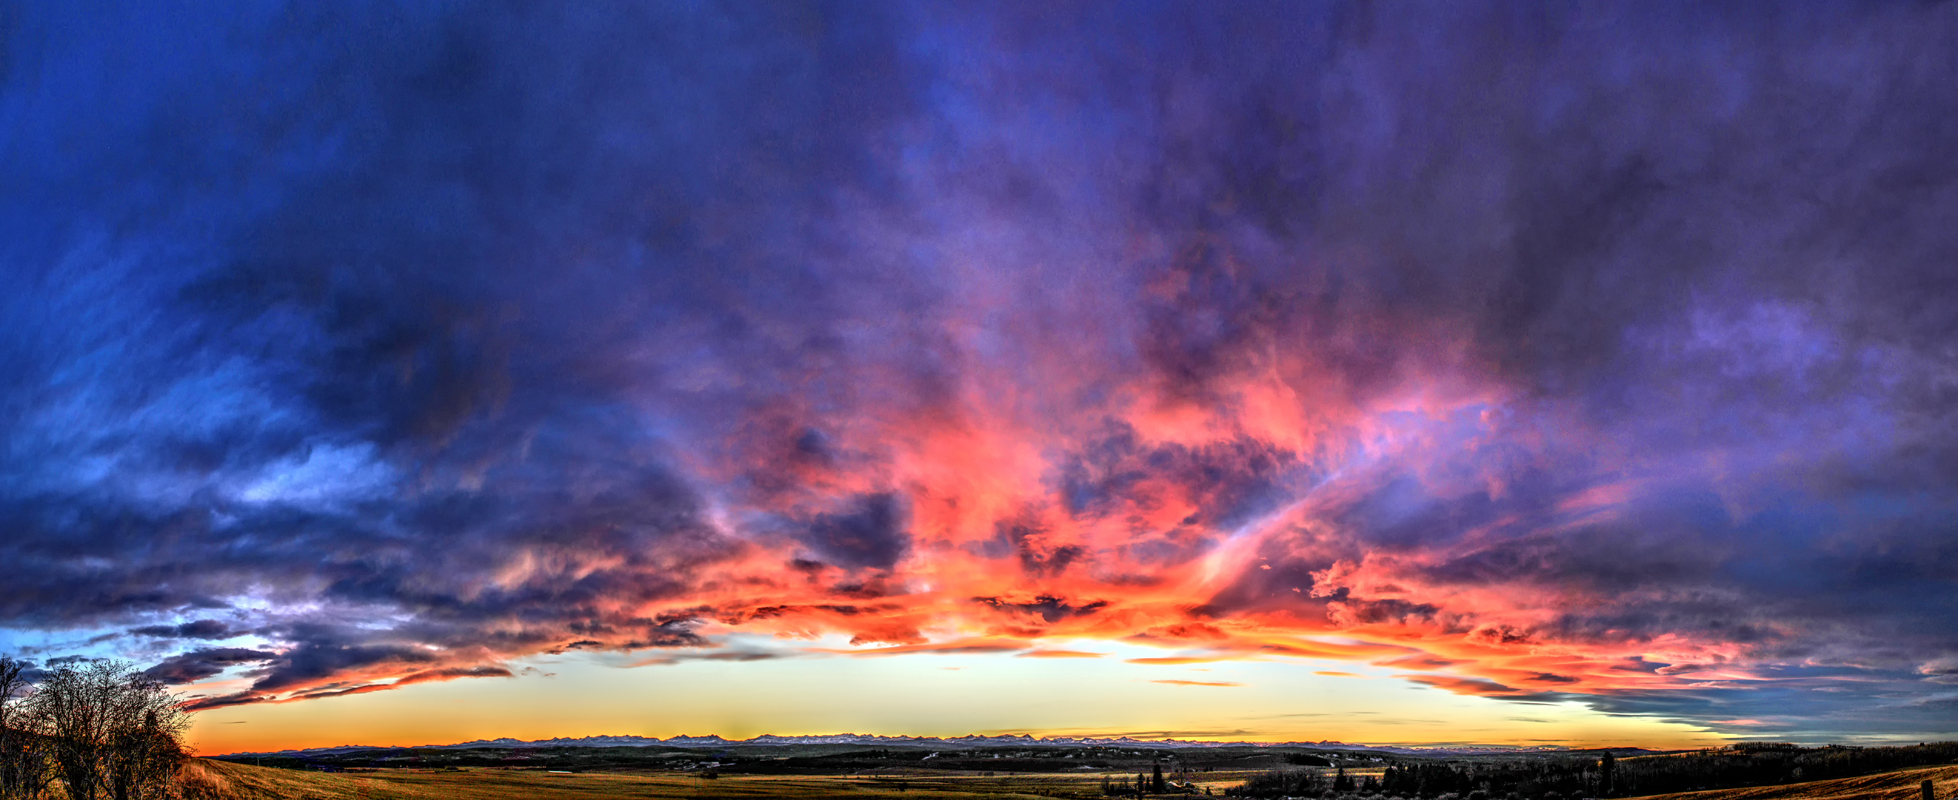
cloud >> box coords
[180,693,268,712]
[1399,674,1565,705]
[821,639,1030,658]
[393,665,514,686]
[1127,656,1238,666]
[3,0,1958,740]
[632,650,785,667]
[1017,649,1105,659]
[130,620,241,640]
[1150,680,1243,688]
[46,656,98,667]
[1403,675,1525,697]
[142,648,278,685]
[975,596,1109,625]
[1374,655,1463,671]
[798,493,911,571]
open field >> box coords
[1628,764,1958,800]
[162,753,1958,800]
[173,759,1249,799]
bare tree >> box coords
[29,662,112,800]
[104,696,189,800]
[0,657,53,800]
[25,661,188,800]
[104,680,188,800]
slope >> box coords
[1630,763,1958,800]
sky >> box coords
[4,1,1958,756]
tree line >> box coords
[1607,742,1958,796]
[1,657,190,800]
[1103,761,1217,796]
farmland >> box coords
[159,758,1958,800]
[174,758,1244,799]
[1629,763,1958,800]
[172,739,1958,800]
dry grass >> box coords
[156,758,1173,799]
[1628,763,1958,800]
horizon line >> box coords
[208,730,1887,758]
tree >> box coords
[1,657,53,800]
[1599,751,1617,797]
[105,704,187,800]
[25,661,188,800]
[1153,763,1166,793]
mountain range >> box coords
[218,733,1612,758]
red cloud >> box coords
[130,252,1861,729]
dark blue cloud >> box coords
[142,648,278,685]
[1,0,930,699]
[798,493,911,571]
[131,620,241,640]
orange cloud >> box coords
[1127,656,1239,665]
[1018,649,1106,659]
[816,638,1030,657]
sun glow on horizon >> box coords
[182,642,1732,756]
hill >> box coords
[1631,763,1958,800]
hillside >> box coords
[1630,763,1958,800]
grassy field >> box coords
[162,759,1958,800]
[1627,763,1958,800]
[172,759,1256,799]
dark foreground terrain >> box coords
[205,740,1958,799]
[171,757,1958,800]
